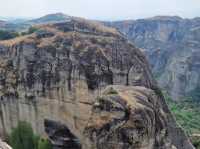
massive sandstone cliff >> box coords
[105,16,200,101]
[0,18,194,148]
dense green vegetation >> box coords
[21,26,38,35]
[0,30,19,40]
[165,94,200,135]
[0,26,39,41]
[38,138,52,149]
[164,93,200,148]
[8,121,52,149]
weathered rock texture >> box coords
[0,18,194,148]
[84,85,193,149]
[105,16,200,101]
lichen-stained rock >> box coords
[0,18,155,137]
[0,18,194,149]
[84,85,194,149]
[0,18,154,94]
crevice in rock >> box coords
[44,119,82,149]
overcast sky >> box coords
[0,0,199,20]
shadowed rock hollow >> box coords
[0,18,194,149]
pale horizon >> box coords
[0,0,200,21]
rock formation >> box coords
[0,17,194,148]
[105,16,200,101]
[84,85,193,149]
[0,139,12,149]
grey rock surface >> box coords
[105,16,200,101]
[0,18,194,148]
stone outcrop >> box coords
[84,85,193,149]
[0,17,194,148]
[0,139,12,149]
[105,16,200,101]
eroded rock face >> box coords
[0,18,154,144]
[0,18,194,149]
[84,85,194,149]
[105,16,200,101]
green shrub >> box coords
[8,121,36,149]
[34,135,40,149]
[191,136,200,149]
[8,121,52,149]
[28,27,38,34]
[38,138,52,149]
[0,30,19,40]
[20,27,39,36]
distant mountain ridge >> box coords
[28,13,71,24]
[0,13,71,31]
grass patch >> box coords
[164,93,200,148]
[165,94,200,135]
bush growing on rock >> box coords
[28,27,39,34]
[8,121,52,149]
[38,138,52,149]
[8,121,35,149]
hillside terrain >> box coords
[0,19,27,31]
[0,13,71,32]
[28,13,70,24]
[2,14,200,102]
[105,16,200,101]
[0,17,194,149]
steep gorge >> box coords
[106,16,200,101]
